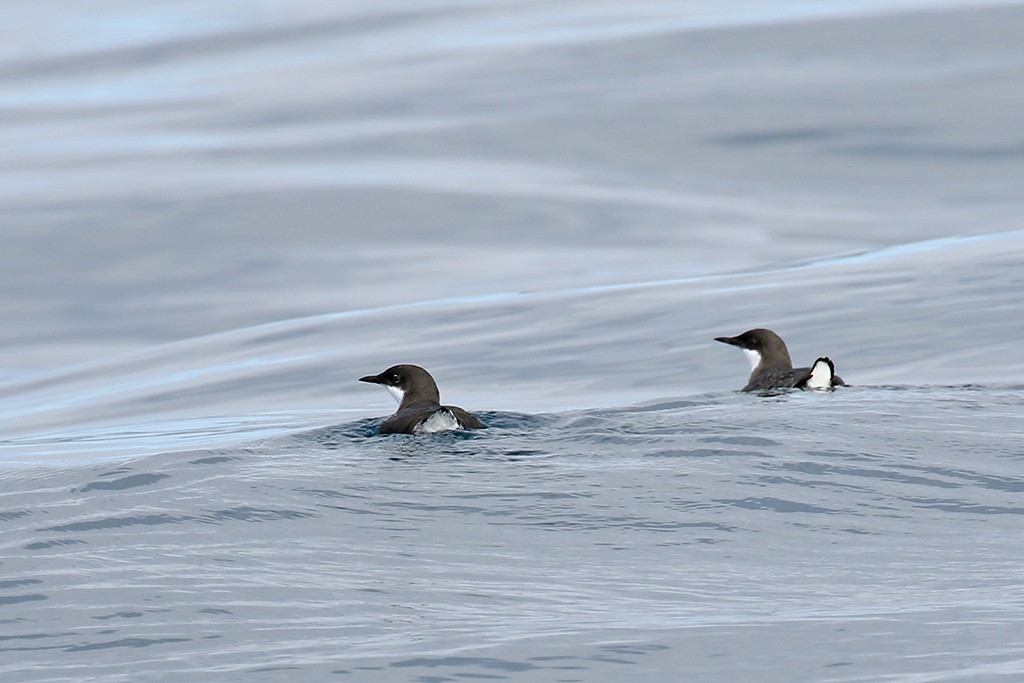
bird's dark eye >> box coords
[391,374,401,384]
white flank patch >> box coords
[806,359,833,390]
[415,409,461,434]
[385,385,405,406]
[742,348,762,372]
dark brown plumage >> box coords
[715,329,844,392]
[359,364,484,434]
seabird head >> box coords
[359,364,442,408]
[715,328,794,371]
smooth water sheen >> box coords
[3,1,1024,682]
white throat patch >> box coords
[806,359,833,390]
[415,409,461,433]
[385,385,405,406]
[742,348,762,372]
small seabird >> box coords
[806,356,838,391]
[715,328,845,392]
[359,364,485,434]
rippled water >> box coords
[3,1,1024,681]
[4,385,1024,681]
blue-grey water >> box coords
[2,1,1024,681]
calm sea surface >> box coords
[2,1,1024,681]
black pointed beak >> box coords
[359,374,383,384]
[715,336,739,347]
